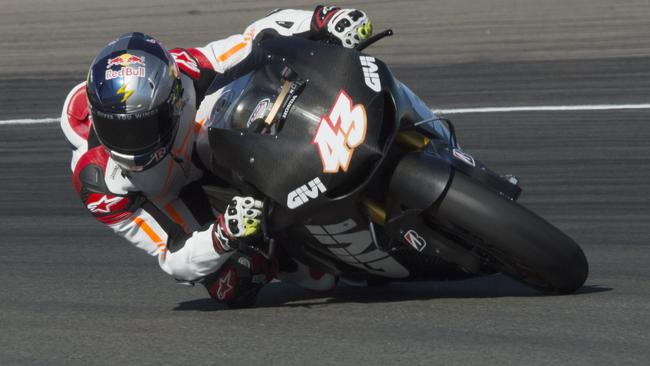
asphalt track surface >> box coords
[1,1,649,365]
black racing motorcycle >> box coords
[203,31,588,294]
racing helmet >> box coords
[87,32,183,172]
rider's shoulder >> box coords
[72,146,111,194]
[61,82,91,147]
[72,146,134,195]
[72,146,138,224]
[169,47,214,80]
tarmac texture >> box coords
[0,1,648,365]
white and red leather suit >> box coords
[60,8,350,300]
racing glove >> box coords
[212,196,263,254]
[311,5,373,48]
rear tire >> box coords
[429,171,588,294]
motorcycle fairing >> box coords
[208,36,399,214]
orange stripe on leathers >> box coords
[194,118,206,133]
[154,119,207,230]
[216,30,254,63]
[218,42,247,62]
[164,203,189,233]
[155,120,197,202]
[132,217,166,251]
[153,157,176,203]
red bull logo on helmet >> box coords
[106,53,146,68]
[105,53,146,80]
[105,67,146,80]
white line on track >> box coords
[1,103,649,125]
[434,103,650,114]
[0,117,60,125]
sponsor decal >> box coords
[360,56,381,92]
[279,80,305,121]
[105,67,145,80]
[153,147,167,162]
[106,53,146,68]
[116,83,134,103]
[87,195,125,214]
[216,267,235,300]
[105,53,147,81]
[170,49,199,78]
[452,148,476,167]
[403,229,427,252]
[287,177,327,209]
[109,165,120,180]
[306,219,409,278]
[313,90,367,173]
[281,95,298,120]
[246,98,270,128]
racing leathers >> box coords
[61,6,370,306]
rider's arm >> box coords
[183,8,314,75]
[169,6,371,103]
[168,8,312,103]
[70,151,231,281]
[97,200,229,281]
[61,84,231,282]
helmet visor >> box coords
[92,104,176,155]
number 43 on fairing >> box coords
[312,90,368,173]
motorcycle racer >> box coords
[60,6,373,308]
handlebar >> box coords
[357,29,394,51]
